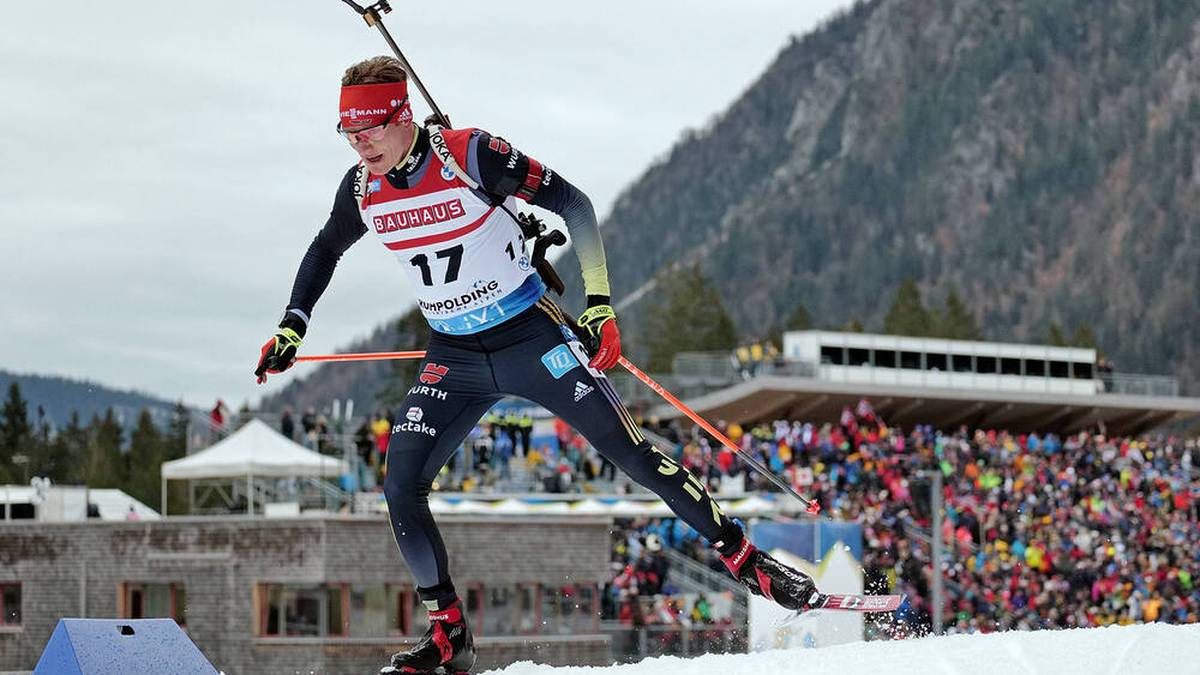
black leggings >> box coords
[383,297,740,600]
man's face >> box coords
[344,116,416,175]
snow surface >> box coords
[483,623,1200,675]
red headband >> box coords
[338,82,412,129]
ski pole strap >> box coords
[427,125,480,190]
[352,163,369,211]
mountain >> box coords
[583,0,1200,393]
[0,369,182,431]
[263,0,1200,413]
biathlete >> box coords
[254,56,819,674]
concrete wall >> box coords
[0,515,612,674]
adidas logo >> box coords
[573,381,594,402]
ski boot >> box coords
[380,599,476,674]
[719,537,821,612]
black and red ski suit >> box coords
[284,126,744,608]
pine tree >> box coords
[28,405,61,480]
[935,288,982,340]
[1047,322,1068,346]
[643,263,739,372]
[56,412,90,484]
[767,302,814,348]
[882,280,932,337]
[785,303,813,331]
[162,402,193,515]
[84,409,124,489]
[0,383,32,483]
[165,401,189,462]
[126,409,164,509]
[1070,324,1098,349]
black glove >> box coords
[254,312,307,384]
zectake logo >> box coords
[393,421,437,437]
[573,381,594,402]
[420,363,449,384]
[541,344,579,380]
[440,164,456,181]
[408,385,448,401]
[406,406,424,422]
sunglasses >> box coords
[336,99,407,143]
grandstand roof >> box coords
[651,375,1200,436]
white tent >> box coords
[160,419,349,515]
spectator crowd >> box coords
[626,400,1199,636]
[275,393,1198,638]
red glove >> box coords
[590,319,622,370]
[578,304,621,370]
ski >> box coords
[810,593,905,612]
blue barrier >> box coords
[34,618,218,675]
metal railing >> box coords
[671,351,817,381]
[601,622,746,662]
[663,550,747,597]
[671,352,739,381]
[186,409,363,455]
[606,371,719,406]
[1101,373,1180,397]
[663,550,747,625]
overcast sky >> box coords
[0,0,854,409]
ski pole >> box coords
[340,0,450,128]
[296,350,426,363]
[296,349,821,514]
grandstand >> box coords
[638,330,1200,435]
